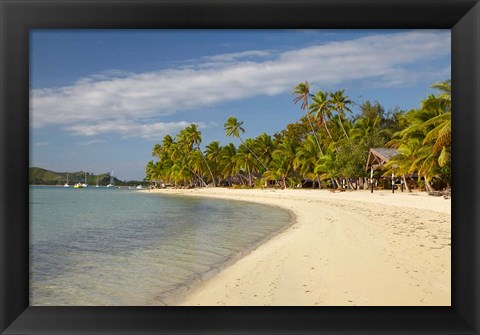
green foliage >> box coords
[334,142,369,178]
[146,80,451,191]
[29,167,117,186]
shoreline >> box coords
[142,188,451,306]
[153,203,296,306]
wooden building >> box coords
[365,148,399,172]
[365,148,401,192]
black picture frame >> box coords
[1,0,479,334]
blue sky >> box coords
[30,29,451,181]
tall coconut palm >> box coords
[224,117,269,171]
[145,160,157,184]
[254,132,275,168]
[420,80,451,163]
[182,124,216,187]
[294,134,322,188]
[263,155,290,189]
[422,113,451,154]
[158,158,174,185]
[170,153,192,187]
[205,141,222,184]
[264,137,298,188]
[350,115,390,148]
[220,143,238,186]
[314,151,339,188]
[236,142,258,187]
[161,135,175,154]
[329,89,353,140]
[309,90,334,141]
[387,107,445,191]
[292,81,323,155]
[189,150,208,187]
[422,80,451,112]
[152,143,162,159]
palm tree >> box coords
[205,141,222,184]
[254,132,275,168]
[309,90,334,141]
[236,142,258,187]
[152,143,162,159]
[170,152,192,187]
[420,80,451,165]
[292,81,323,155]
[189,150,208,187]
[267,137,298,188]
[182,124,217,187]
[314,151,339,188]
[422,80,451,112]
[294,134,322,188]
[224,117,269,171]
[263,155,290,189]
[329,89,353,140]
[350,115,390,149]
[151,135,178,185]
[145,160,156,184]
[161,135,175,153]
[220,143,238,186]
[387,106,445,191]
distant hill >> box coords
[29,167,116,186]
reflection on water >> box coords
[30,186,293,305]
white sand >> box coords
[142,188,451,306]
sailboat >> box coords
[81,172,88,188]
[106,170,115,188]
[96,175,99,188]
[64,173,70,188]
[73,172,88,188]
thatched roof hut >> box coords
[365,148,399,171]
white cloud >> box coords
[66,120,210,140]
[203,50,272,63]
[76,139,106,146]
[31,30,450,137]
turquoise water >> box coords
[29,186,293,305]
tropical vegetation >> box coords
[146,80,451,192]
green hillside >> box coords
[29,167,113,185]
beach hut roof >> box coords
[365,148,399,170]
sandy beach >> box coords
[142,187,451,306]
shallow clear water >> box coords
[29,186,293,305]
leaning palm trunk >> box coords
[247,166,252,187]
[238,173,248,186]
[339,118,350,140]
[184,166,207,187]
[239,136,269,171]
[331,178,338,189]
[334,177,342,189]
[424,177,434,192]
[402,174,411,192]
[324,122,333,141]
[323,122,340,153]
[305,114,324,156]
[239,136,281,188]
[196,145,216,187]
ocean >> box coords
[29,186,293,305]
